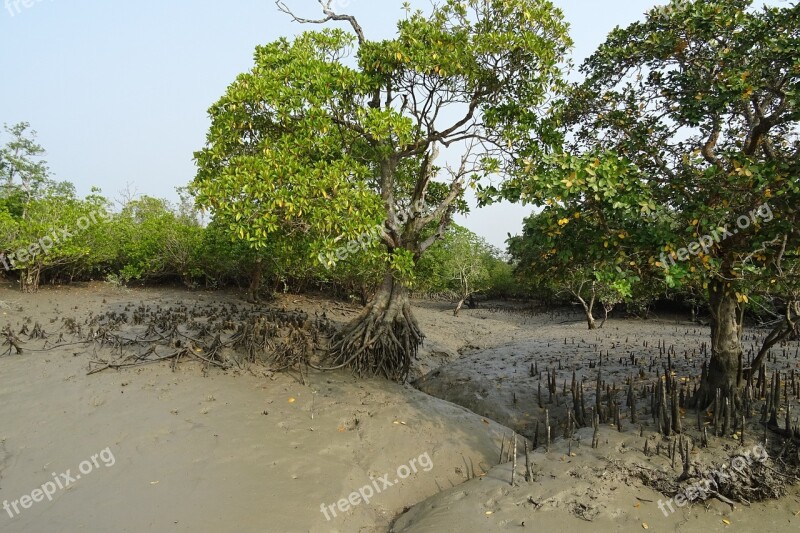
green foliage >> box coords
[508,200,648,314]
[562,0,800,302]
[0,140,114,290]
[20,189,112,280]
[317,234,386,304]
[4,105,546,303]
[496,0,800,318]
[484,255,519,298]
[415,224,509,301]
[0,122,51,216]
[193,0,572,291]
[192,29,385,262]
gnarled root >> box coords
[327,280,423,382]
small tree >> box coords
[500,0,800,403]
[0,122,50,220]
[112,196,204,285]
[416,224,495,316]
[508,206,644,329]
[1,186,111,292]
[193,0,571,380]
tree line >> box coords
[2,0,798,396]
[0,122,512,307]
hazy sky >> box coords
[0,0,661,249]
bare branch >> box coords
[275,0,367,44]
[399,91,487,158]
[417,159,473,254]
[418,205,454,254]
[741,235,784,267]
[418,148,472,232]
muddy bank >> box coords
[0,284,512,533]
[1,285,798,532]
[404,305,800,532]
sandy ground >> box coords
[0,283,510,533]
[0,283,798,532]
[391,427,800,532]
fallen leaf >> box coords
[288,398,296,403]
[150,481,160,485]
[485,511,493,516]
[633,502,641,508]
[722,518,731,525]
[642,523,649,529]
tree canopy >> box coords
[494,0,800,400]
[192,0,572,380]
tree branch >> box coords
[701,120,724,170]
[417,148,470,233]
[748,299,799,376]
[275,0,367,44]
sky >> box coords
[0,0,662,249]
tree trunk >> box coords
[248,257,263,303]
[585,309,596,330]
[574,293,597,330]
[21,265,40,293]
[599,303,613,329]
[454,276,469,316]
[694,279,743,407]
[329,272,424,382]
[454,298,465,317]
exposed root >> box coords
[326,298,424,382]
[2,325,24,355]
[2,292,425,383]
[15,302,340,380]
[633,440,800,507]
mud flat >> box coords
[408,304,800,532]
[0,285,798,532]
[0,284,511,532]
